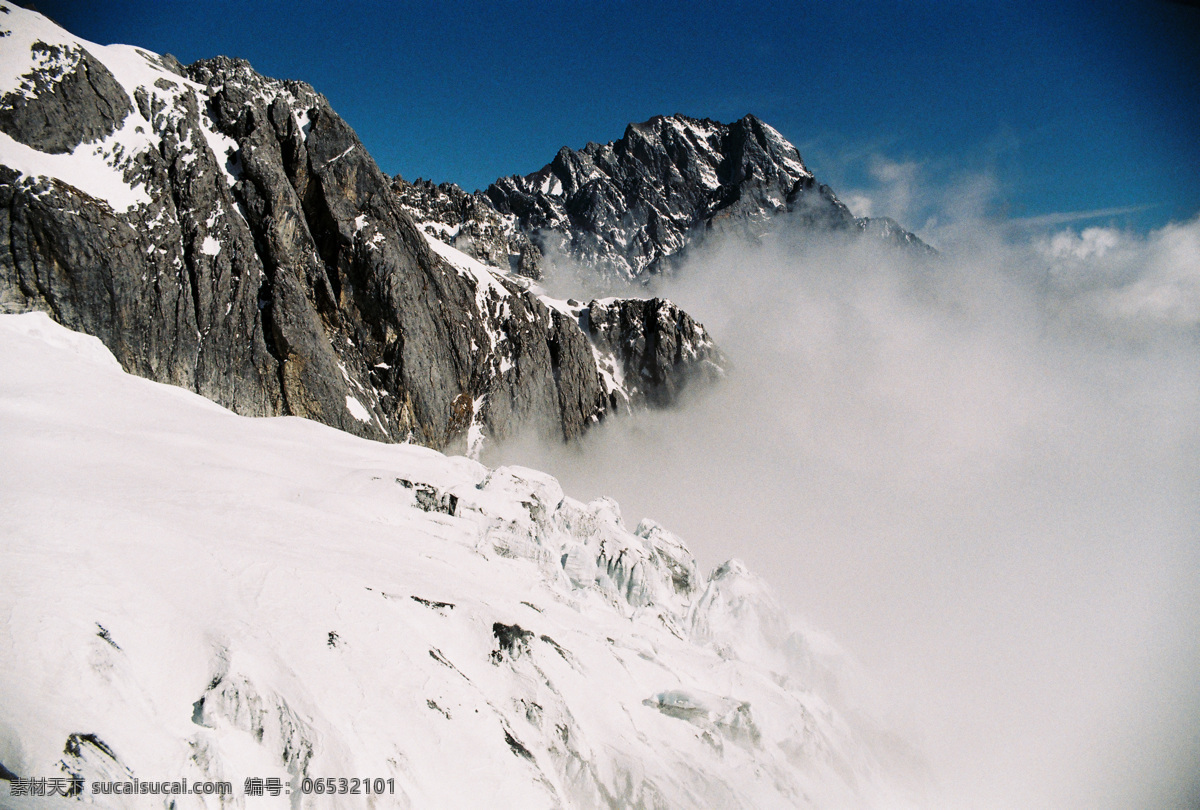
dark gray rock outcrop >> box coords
[0,8,724,453]
[584,298,725,408]
[392,177,542,278]
[0,41,132,154]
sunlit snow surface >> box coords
[0,313,922,809]
[0,3,207,211]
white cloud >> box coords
[1040,225,1122,260]
[837,156,922,226]
[841,192,873,218]
[1095,218,1200,325]
[1027,218,1200,328]
[492,212,1200,810]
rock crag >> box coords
[474,113,932,280]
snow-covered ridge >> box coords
[0,2,217,210]
[0,312,920,808]
[0,0,321,221]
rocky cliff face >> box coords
[0,5,722,453]
[585,297,724,408]
[474,113,931,280]
[392,176,543,279]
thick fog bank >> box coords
[488,214,1200,809]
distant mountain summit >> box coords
[399,113,930,282]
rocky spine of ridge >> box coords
[392,176,543,279]
[472,113,930,280]
[584,297,724,408]
[0,5,723,453]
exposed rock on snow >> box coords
[0,41,132,154]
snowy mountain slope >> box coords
[0,312,921,809]
[402,114,931,283]
[0,4,722,455]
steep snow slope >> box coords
[0,313,920,809]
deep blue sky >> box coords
[34,0,1200,232]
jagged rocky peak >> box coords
[392,175,542,278]
[0,5,725,455]
[478,112,928,280]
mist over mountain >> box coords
[0,5,929,810]
[491,188,1200,810]
[0,0,930,458]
